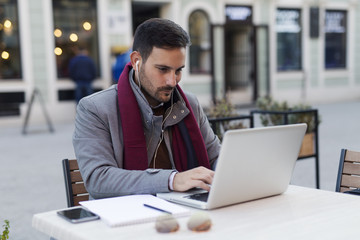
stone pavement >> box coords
[0,100,359,239]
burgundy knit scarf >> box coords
[117,63,210,172]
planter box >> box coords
[299,132,315,157]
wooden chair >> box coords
[335,149,360,195]
[62,159,89,207]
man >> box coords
[112,47,131,84]
[69,46,97,103]
[73,18,221,199]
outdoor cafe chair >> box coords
[62,159,89,207]
[335,149,360,195]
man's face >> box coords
[138,47,186,106]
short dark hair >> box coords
[132,18,191,62]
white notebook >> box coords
[80,194,191,227]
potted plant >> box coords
[206,98,248,141]
[1,220,9,240]
[255,97,320,157]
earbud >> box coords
[135,60,141,89]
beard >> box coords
[138,67,175,104]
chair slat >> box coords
[340,187,351,193]
[345,150,360,163]
[70,171,83,183]
[73,195,89,206]
[72,183,88,195]
[63,158,90,207]
[343,162,360,176]
[68,159,79,170]
[341,174,360,188]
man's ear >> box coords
[130,51,141,70]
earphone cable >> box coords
[152,93,174,169]
[136,63,141,89]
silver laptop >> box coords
[157,123,307,210]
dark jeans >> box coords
[75,80,93,103]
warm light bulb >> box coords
[83,21,91,31]
[1,51,10,60]
[54,28,62,37]
[4,19,12,28]
[54,47,63,56]
[69,33,78,42]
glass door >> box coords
[254,25,270,99]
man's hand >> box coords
[172,166,214,192]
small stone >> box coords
[155,214,179,233]
[187,212,212,232]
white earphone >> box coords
[135,60,141,89]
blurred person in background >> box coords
[112,47,131,84]
[69,45,97,103]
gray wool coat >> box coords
[73,69,221,199]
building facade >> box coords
[0,0,359,125]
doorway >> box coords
[224,24,254,106]
[131,2,161,34]
[211,24,269,106]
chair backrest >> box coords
[62,159,89,207]
[336,149,360,192]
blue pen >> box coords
[143,204,172,214]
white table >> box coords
[33,185,360,240]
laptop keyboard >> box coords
[185,192,209,202]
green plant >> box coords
[1,220,9,240]
[207,98,246,140]
[208,98,237,119]
[256,97,320,133]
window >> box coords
[0,0,22,80]
[189,10,211,74]
[325,10,346,69]
[53,0,100,78]
[276,8,302,71]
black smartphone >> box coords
[57,207,100,223]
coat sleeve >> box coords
[72,88,173,199]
